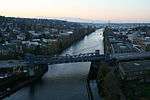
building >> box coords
[118,60,150,82]
[0,60,28,79]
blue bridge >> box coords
[24,50,150,65]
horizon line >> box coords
[1,15,150,24]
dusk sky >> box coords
[0,0,150,22]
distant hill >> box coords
[57,17,107,23]
[38,17,107,24]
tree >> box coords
[102,72,123,100]
[97,63,110,81]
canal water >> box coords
[5,29,104,100]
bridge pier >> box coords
[26,64,48,78]
[88,61,100,80]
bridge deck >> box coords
[24,51,150,65]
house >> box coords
[17,34,26,40]
[144,37,150,46]
[0,45,9,55]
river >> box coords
[5,29,104,100]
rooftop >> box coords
[119,60,150,72]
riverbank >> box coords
[0,64,48,99]
[0,16,97,60]
[87,27,126,100]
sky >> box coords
[0,0,150,22]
